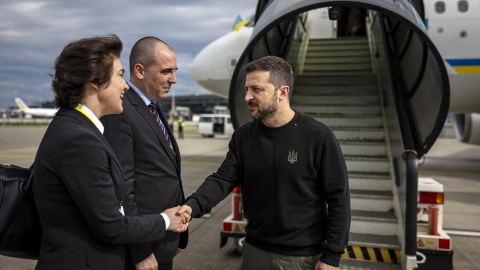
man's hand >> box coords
[162,206,190,232]
[175,248,182,257]
[315,261,338,270]
[135,253,157,270]
[177,205,192,219]
[172,220,189,233]
[169,205,192,232]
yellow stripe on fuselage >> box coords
[452,66,480,74]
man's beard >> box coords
[249,94,278,120]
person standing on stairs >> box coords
[178,55,351,270]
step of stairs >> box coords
[331,127,385,141]
[350,189,393,212]
[296,75,378,85]
[339,141,386,156]
[343,233,401,265]
[307,43,370,52]
[349,233,400,250]
[301,70,373,76]
[294,85,378,95]
[304,56,371,64]
[345,156,390,174]
[292,104,380,115]
[313,115,383,128]
[351,210,397,235]
[292,94,380,105]
[348,172,391,191]
[303,63,373,72]
[305,49,370,58]
[309,37,368,46]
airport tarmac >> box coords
[0,126,479,270]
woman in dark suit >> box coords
[33,35,188,270]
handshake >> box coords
[162,205,193,233]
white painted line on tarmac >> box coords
[420,170,480,177]
[444,229,480,237]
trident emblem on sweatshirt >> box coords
[288,150,298,164]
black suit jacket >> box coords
[33,107,167,270]
[102,89,188,265]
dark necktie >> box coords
[148,101,173,152]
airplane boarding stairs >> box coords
[291,37,403,269]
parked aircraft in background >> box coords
[191,0,480,146]
[15,97,57,118]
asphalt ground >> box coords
[0,126,479,270]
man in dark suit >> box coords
[101,37,187,270]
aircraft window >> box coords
[230,58,237,68]
[435,1,445,13]
[458,1,468,12]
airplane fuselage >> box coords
[20,108,57,118]
[425,0,480,113]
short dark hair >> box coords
[129,36,173,74]
[51,34,122,108]
[243,56,293,90]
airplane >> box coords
[15,97,58,118]
[191,0,480,146]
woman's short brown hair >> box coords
[51,34,123,108]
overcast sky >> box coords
[0,0,257,108]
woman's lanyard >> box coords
[74,106,94,124]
